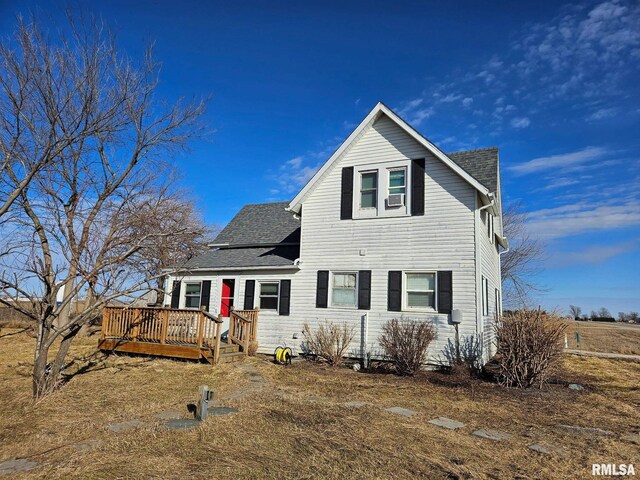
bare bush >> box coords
[493,309,566,388]
[302,321,355,366]
[379,319,435,376]
[440,335,484,375]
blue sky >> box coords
[1,0,639,314]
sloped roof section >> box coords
[183,245,299,269]
[448,147,498,194]
[181,201,301,270]
[213,201,300,246]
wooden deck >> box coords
[98,306,259,365]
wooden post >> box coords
[213,314,222,365]
[253,307,259,341]
[101,307,109,340]
[229,307,235,341]
[132,309,140,341]
[197,308,205,349]
[160,309,168,345]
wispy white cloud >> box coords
[587,107,618,121]
[527,200,640,239]
[548,239,640,267]
[509,146,607,175]
[510,117,531,128]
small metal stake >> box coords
[454,323,461,364]
[196,385,213,421]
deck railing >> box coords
[228,307,259,353]
[101,306,223,351]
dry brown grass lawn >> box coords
[0,328,639,479]
[563,321,640,355]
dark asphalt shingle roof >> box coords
[213,201,300,246]
[183,244,299,269]
[447,147,499,193]
[182,202,300,270]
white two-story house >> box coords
[164,102,506,363]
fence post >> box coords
[160,309,168,345]
[213,314,222,365]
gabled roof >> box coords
[288,102,495,214]
[448,147,499,194]
[212,201,300,246]
[181,201,301,271]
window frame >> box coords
[359,170,378,210]
[258,281,280,311]
[487,213,495,244]
[387,167,407,205]
[402,271,437,312]
[482,276,489,316]
[330,271,359,309]
[183,281,202,309]
[495,288,501,316]
[353,160,412,219]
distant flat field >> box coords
[562,321,640,355]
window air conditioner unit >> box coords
[387,193,405,207]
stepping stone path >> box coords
[558,424,612,436]
[344,401,370,408]
[428,417,465,430]
[108,419,144,433]
[207,406,238,416]
[385,406,417,417]
[166,418,200,430]
[472,429,512,441]
[73,439,101,451]
[0,459,38,476]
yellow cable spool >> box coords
[274,346,284,364]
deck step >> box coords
[218,344,240,354]
[218,352,245,364]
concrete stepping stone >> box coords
[207,406,238,416]
[528,442,566,457]
[108,419,144,433]
[165,418,200,430]
[385,406,417,417]
[155,411,183,420]
[472,429,512,441]
[0,459,38,475]
[224,391,249,400]
[558,424,612,436]
[429,417,465,430]
[73,439,101,451]
[344,401,370,408]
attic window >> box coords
[360,171,378,209]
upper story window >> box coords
[259,282,279,310]
[404,272,436,310]
[387,168,406,206]
[331,272,357,307]
[360,171,378,209]
[354,161,411,218]
[184,282,202,308]
[487,213,495,244]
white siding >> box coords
[294,115,479,361]
[476,205,502,360]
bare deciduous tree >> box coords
[0,15,208,399]
[569,305,582,320]
[501,200,545,308]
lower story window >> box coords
[405,272,436,309]
[259,282,279,310]
[184,282,201,308]
[331,272,357,307]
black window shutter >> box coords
[437,271,453,314]
[358,270,371,310]
[279,279,291,316]
[244,280,255,310]
[170,280,181,309]
[387,271,402,312]
[340,167,354,220]
[411,158,425,216]
[316,270,329,308]
[200,280,212,311]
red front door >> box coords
[220,279,235,316]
